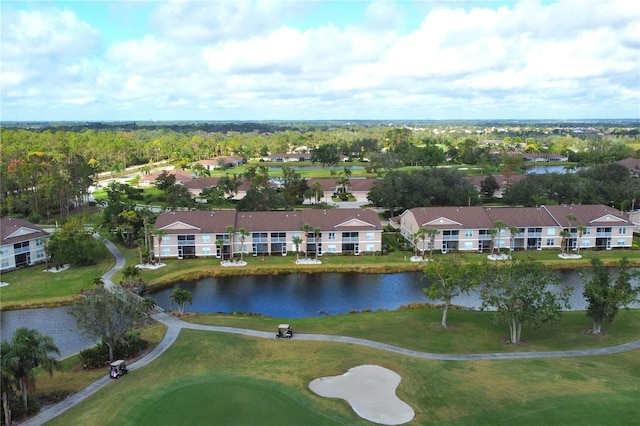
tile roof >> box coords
[406,206,495,229]
[485,206,557,227]
[542,205,631,226]
[1,217,49,245]
[155,210,237,233]
[154,208,382,234]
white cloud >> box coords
[1,0,638,120]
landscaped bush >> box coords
[79,332,148,369]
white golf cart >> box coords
[276,324,293,339]
[109,359,128,379]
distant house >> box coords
[305,178,378,203]
[138,168,194,187]
[262,153,312,162]
[153,209,383,259]
[522,154,569,163]
[194,156,245,170]
[469,174,526,198]
[399,204,633,254]
[1,217,50,271]
[617,158,640,177]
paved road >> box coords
[20,239,640,425]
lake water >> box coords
[0,307,97,359]
[2,269,638,358]
[147,269,640,318]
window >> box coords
[1,258,9,268]
[464,241,473,249]
[202,235,211,243]
[36,249,44,259]
[617,239,626,246]
[546,239,554,246]
[366,244,375,251]
[36,239,43,246]
[547,228,556,236]
[327,244,337,252]
[202,246,211,255]
[464,230,473,238]
[0,246,8,255]
[161,247,170,256]
[619,228,626,234]
[582,239,591,247]
[328,232,336,240]
[162,236,170,243]
[291,232,300,238]
[366,232,375,240]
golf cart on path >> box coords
[276,324,293,339]
[109,359,128,379]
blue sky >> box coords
[1,0,639,121]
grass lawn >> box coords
[42,322,640,426]
[0,242,114,310]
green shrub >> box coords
[79,332,148,370]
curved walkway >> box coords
[21,240,640,425]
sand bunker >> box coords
[309,365,414,425]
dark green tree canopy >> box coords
[367,168,480,212]
[311,143,340,166]
[47,217,101,266]
[580,257,640,335]
[68,287,150,362]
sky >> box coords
[1,0,639,121]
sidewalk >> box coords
[20,238,640,425]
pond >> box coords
[147,269,640,318]
[0,307,97,359]
[2,269,638,358]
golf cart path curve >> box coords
[20,239,640,425]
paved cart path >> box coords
[20,238,640,425]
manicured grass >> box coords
[34,323,167,400]
[43,326,640,425]
[0,243,114,310]
[182,308,640,353]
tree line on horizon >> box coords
[1,124,638,220]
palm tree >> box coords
[301,224,313,259]
[576,225,587,255]
[1,341,18,426]
[508,226,519,252]
[566,214,577,252]
[488,228,498,255]
[417,227,428,258]
[238,228,250,261]
[154,229,167,263]
[560,230,572,254]
[312,181,322,204]
[225,225,235,260]
[411,232,420,258]
[170,289,193,316]
[10,328,61,410]
[92,276,104,287]
[292,236,303,261]
[136,238,145,265]
[121,265,141,286]
[313,227,321,260]
[216,238,225,260]
[493,220,506,254]
[426,228,440,258]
